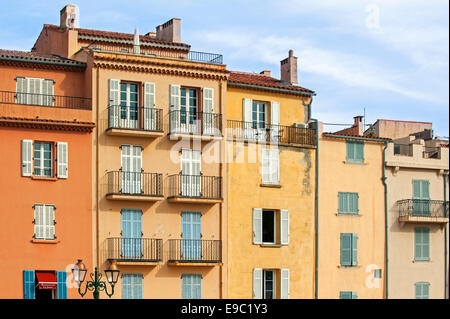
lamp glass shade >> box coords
[105,269,120,284]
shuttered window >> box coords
[412,180,430,216]
[338,192,359,214]
[21,140,68,179]
[34,204,55,240]
[122,273,143,299]
[346,141,364,162]
[33,142,53,177]
[253,269,289,299]
[340,291,357,299]
[414,227,430,261]
[16,77,54,106]
[182,274,202,299]
[261,148,280,185]
[415,282,430,299]
[253,209,289,245]
[340,233,358,266]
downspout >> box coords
[95,64,100,270]
[382,141,389,299]
[311,109,319,298]
[444,173,448,299]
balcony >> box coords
[167,174,223,204]
[227,120,316,147]
[397,199,449,225]
[168,110,222,140]
[168,239,222,266]
[0,90,91,109]
[106,105,163,138]
[106,237,162,266]
[106,171,164,201]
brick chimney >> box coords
[60,4,78,29]
[260,70,271,77]
[354,116,364,136]
[280,50,298,85]
[156,18,181,43]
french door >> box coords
[120,83,139,129]
[180,88,199,134]
[252,101,267,141]
[181,149,201,197]
[181,212,202,260]
[121,145,142,194]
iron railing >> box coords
[107,105,163,132]
[168,239,222,263]
[227,120,316,146]
[0,90,91,109]
[106,237,162,262]
[188,51,223,64]
[106,171,163,197]
[397,199,449,218]
[169,110,222,136]
[167,174,222,200]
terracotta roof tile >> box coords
[323,131,392,141]
[0,49,86,66]
[228,71,315,94]
[43,24,190,49]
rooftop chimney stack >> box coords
[155,18,181,43]
[133,28,140,54]
[354,116,364,136]
[280,50,298,85]
[60,4,78,29]
[260,70,271,77]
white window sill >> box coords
[31,239,59,244]
[336,213,361,217]
[259,243,283,248]
[343,161,367,165]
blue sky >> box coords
[1,0,448,137]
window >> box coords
[252,101,267,129]
[33,204,55,240]
[261,147,280,185]
[340,291,357,299]
[412,180,430,216]
[338,192,359,214]
[16,77,54,106]
[374,269,382,279]
[119,82,139,129]
[180,88,198,125]
[340,233,358,266]
[122,274,143,299]
[253,208,289,245]
[182,274,201,299]
[414,227,430,261]
[121,145,142,194]
[415,282,430,299]
[346,141,364,162]
[181,149,201,197]
[253,268,289,299]
[23,270,67,300]
[21,140,68,178]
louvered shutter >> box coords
[57,142,68,179]
[243,98,253,139]
[109,79,120,127]
[280,269,290,299]
[355,142,364,162]
[45,205,55,240]
[270,101,280,142]
[340,292,352,299]
[252,208,263,244]
[21,140,33,177]
[253,268,263,299]
[122,274,130,299]
[280,209,289,245]
[42,79,54,106]
[23,270,35,299]
[202,88,214,135]
[352,234,358,266]
[16,77,26,104]
[340,233,352,266]
[170,84,181,133]
[261,148,270,184]
[57,271,67,299]
[351,292,358,299]
[271,148,280,184]
[143,82,156,130]
[34,205,44,239]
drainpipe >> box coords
[444,173,448,299]
[311,115,319,299]
[382,141,389,299]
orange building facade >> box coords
[0,49,94,299]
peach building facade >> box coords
[0,49,94,299]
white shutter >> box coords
[34,205,43,239]
[202,88,214,135]
[280,210,289,245]
[252,208,263,244]
[42,79,54,106]
[253,268,263,299]
[280,269,290,299]
[271,148,280,184]
[261,148,270,184]
[16,77,26,104]
[170,84,181,133]
[57,142,68,179]
[270,101,280,142]
[22,140,33,177]
[45,205,55,240]
[109,79,120,127]
[143,82,156,130]
[243,98,253,140]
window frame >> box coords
[33,204,55,240]
[252,100,268,129]
[263,269,276,299]
[262,210,277,245]
[180,87,199,124]
[33,141,54,178]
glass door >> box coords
[180,88,199,134]
[120,83,139,129]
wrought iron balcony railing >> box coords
[168,239,222,263]
[167,174,222,200]
[397,199,449,219]
[107,105,163,132]
[106,237,162,262]
[106,171,163,197]
[169,110,222,136]
[0,90,91,109]
[227,120,316,146]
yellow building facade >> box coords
[225,58,317,299]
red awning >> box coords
[36,271,57,290]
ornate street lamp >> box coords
[72,259,120,299]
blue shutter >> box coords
[340,291,352,299]
[182,274,201,299]
[340,234,352,266]
[57,271,68,299]
[182,274,191,299]
[415,227,430,261]
[352,234,358,266]
[415,282,430,299]
[122,274,130,299]
[23,270,35,299]
[346,141,364,162]
[355,142,364,162]
[181,212,201,260]
[351,292,358,299]
[121,210,142,258]
[338,193,345,213]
